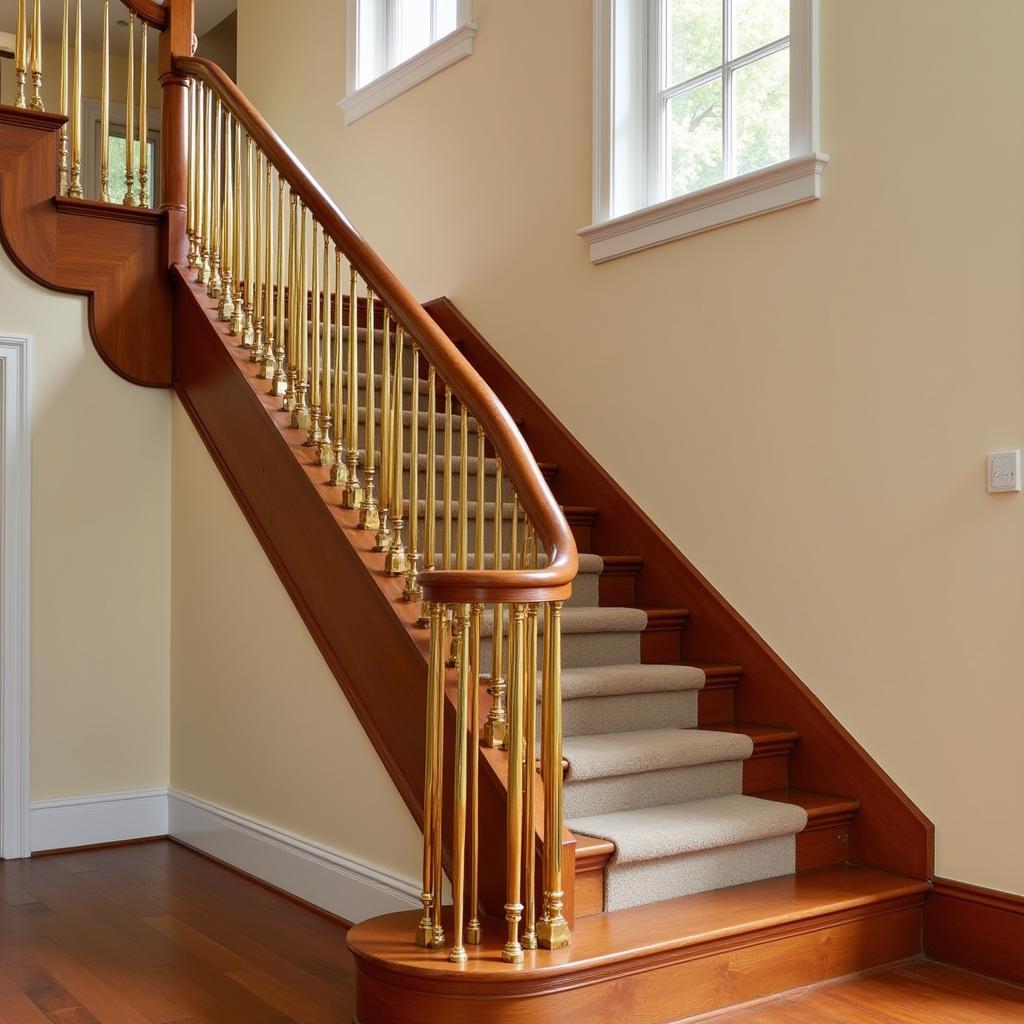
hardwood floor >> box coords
[0,841,1020,1023]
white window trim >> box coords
[0,333,31,861]
[340,1,477,125]
[582,0,827,263]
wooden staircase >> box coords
[0,2,934,1018]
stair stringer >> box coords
[171,268,570,920]
[426,296,934,883]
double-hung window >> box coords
[342,0,476,124]
[582,0,827,262]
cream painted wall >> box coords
[169,397,422,883]
[236,0,1024,894]
[0,245,170,799]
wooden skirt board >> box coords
[348,867,929,1024]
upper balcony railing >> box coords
[7,0,579,965]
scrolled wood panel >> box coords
[0,108,171,387]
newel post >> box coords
[159,0,194,267]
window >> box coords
[581,0,827,262]
[341,0,476,124]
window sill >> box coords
[578,152,830,264]
[339,23,478,125]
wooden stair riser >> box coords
[597,555,643,606]
[640,610,690,664]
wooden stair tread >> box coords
[686,661,744,684]
[347,866,928,981]
[723,722,800,753]
[759,788,860,821]
[642,607,691,622]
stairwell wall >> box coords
[0,244,171,803]
[236,0,1024,895]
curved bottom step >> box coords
[348,866,928,1024]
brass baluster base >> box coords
[220,272,235,322]
[402,554,422,602]
[385,534,407,577]
[373,509,392,552]
[209,255,222,298]
[501,903,524,964]
[317,418,334,467]
[358,470,379,530]
[14,69,27,110]
[466,920,482,946]
[59,128,69,198]
[537,910,571,950]
[329,446,348,485]
[29,71,44,112]
[306,407,323,448]
[232,296,247,339]
[482,675,508,749]
[341,456,363,508]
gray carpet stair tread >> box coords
[568,794,809,865]
[482,605,647,638]
[562,728,753,781]
[553,664,706,702]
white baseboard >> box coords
[167,789,421,923]
[31,787,169,853]
[27,786,419,924]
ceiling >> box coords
[0,0,236,56]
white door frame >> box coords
[0,334,30,859]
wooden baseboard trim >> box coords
[925,877,1024,986]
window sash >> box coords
[357,0,465,88]
[649,0,790,205]
[597,0,817,224]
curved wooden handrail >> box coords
[175,56,578,604]
[121,0,169,29]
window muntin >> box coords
[654,0,791,205]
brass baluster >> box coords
[523,565,539,951]
[442,385,453,570]
[200,85,213,284]
[219,117,234,321]
[124,13,136,207]
[138,21,148,205]
[537,600,570,949]
[67,0,82,197]
[14,0,27,108]
[100,1,110,201]
[341,267,363,507]
[270,175,287,395]
[502,602,527,964]
[283,191,297,411]
[386,328,407,575]
[245,140,258,352]
[430,601,446,950]
[416,601,443,948]
[449,602,472,964]
[329,248,347,483]
[484,458,508,749]
[230,122,246,335]
[259,157,276,376]
[306,219,322,446]
[423,366,437,576]
[58,0,69,194]
[402,343,423,602]
[29,0,42,111]
[475,431,486,570]
[359,289,379,529]
[457,402,468,571]
[294,203,311,430]
[467,600,483,946]
[317,235,333,465]
[186,78,196,262]
[209,97,222,296]
[375,309,392,551]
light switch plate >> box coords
[988,450,1021,493]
